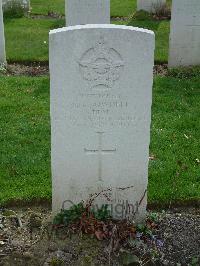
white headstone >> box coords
[0,0,6,66]
[66,0,110,26]
[50,24,155,221]
[2,0,30,12]
[137,0,166,13]
[169,0,200,67]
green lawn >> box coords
[150,69,200,203]
[128,16,170,63]
[30,0,136,17]
[5,18,64,63]
[0,77,51,204]
[30,0,172,17]
[31,0,65,15]
[3,0,172,63]
[5,15,169,63]
[0,71,199,206]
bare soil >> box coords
[0,207,199,266]
[4,63,49,77]
[1,63,169,77]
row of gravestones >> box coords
[66,0,166,25]
[0,0,199,221]
[1,0,200,68]
[1,0,165,13]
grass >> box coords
[5,18,64,63]
[0,70,199,206]
[30,0,172,17]
[149,70,200,203]
[3,0,172,63]
[4,14,170,63]
[31,0,65,15]
[113,7,170,68]
[0,76,51,203]
[30,0,136,17]
[128,14,170,63]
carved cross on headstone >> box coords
[84,132,116,182]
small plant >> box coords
[53,202,111,227]
[0,63,7,74]
[53,202,85,226]
[52,201,163,263]
[91,204,111,221]
[3,1,26,18]
[82,255,93,265]
[190,257,199,266]
[131,10,151,21]
[136,223,153,237]
[148,212,159,223]
[50,257,64,266]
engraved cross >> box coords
[84,132,116,182]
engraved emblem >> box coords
[79,37,124,89]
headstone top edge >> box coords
[49,24,155,36]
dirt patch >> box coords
[111,16,130,21]
[30,13,64,20]
[0,207,199,265]
[30,14,130,22]
[158,211,200,265]
[153,64,168,76]
[1,64,169,78]
[4,63,49,77]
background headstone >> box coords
[66,0,110,26]
[50,25,154,221]
[2,0,30,12]
[137,0,166,13]
[168,0,200,67]
[0,0,6,66]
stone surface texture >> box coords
[137,0,166,12]
[168,0,200,67]
[50,24,155,221]
[0,0,6,66]
[66,0,110,26]
[2,0,30,11]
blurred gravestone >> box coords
[66,0,110,26]
[0,0,6,66]
[2,0,30,13]
[169,0,200,67]
[137,0,166,13]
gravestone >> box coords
[169,0,200,67]
[0,0,6,66]
[50,24,155,221]
[66,0,110,26]
[137,0,166,13]
[2,0,30,12]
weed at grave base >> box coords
[52,193,164,263]
[0,63,7,74]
